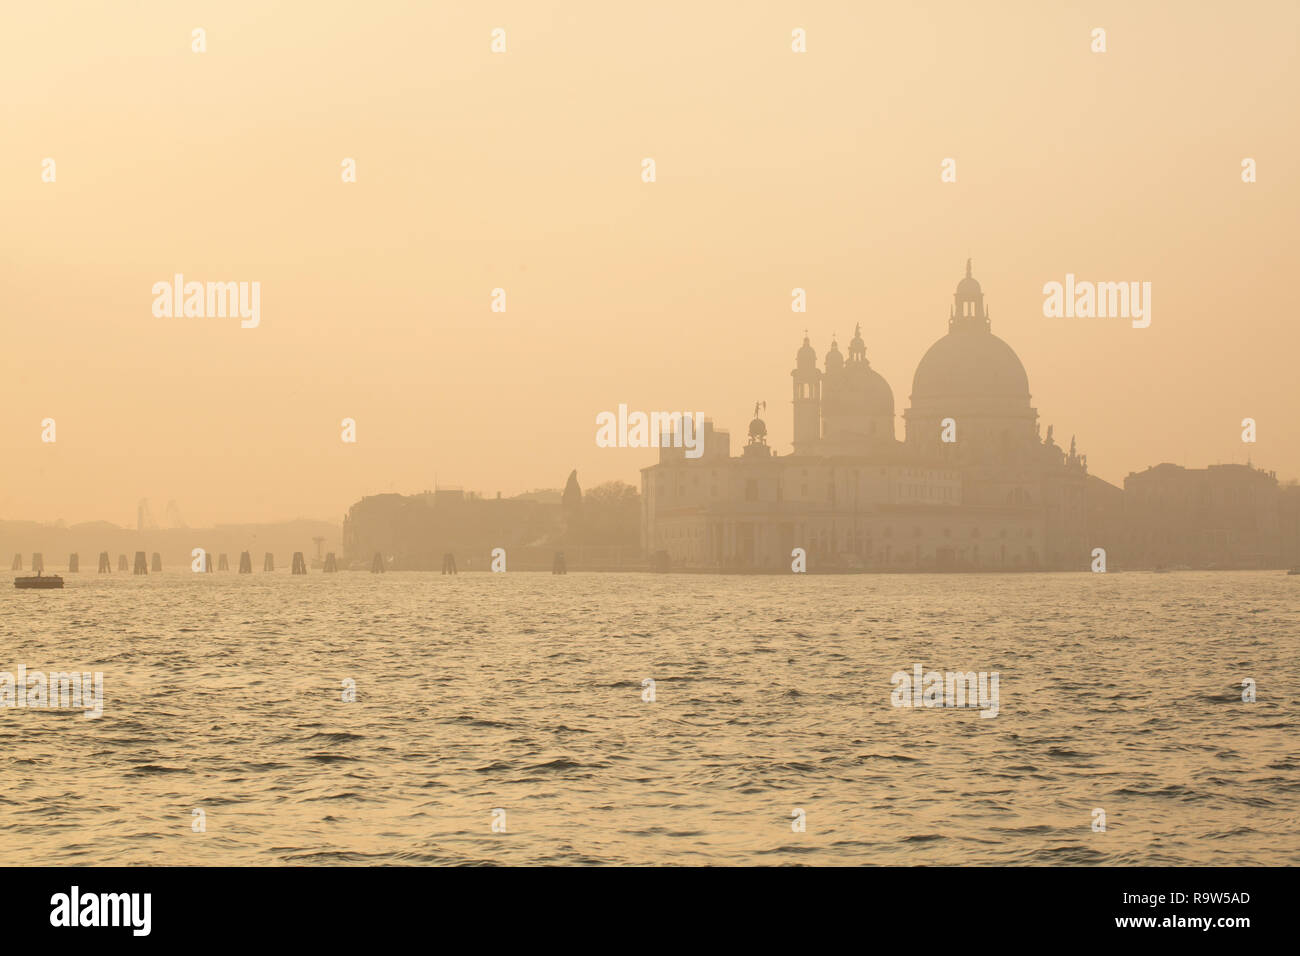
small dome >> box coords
[841,362,895,416]
[796,335,816,369]
[748,416,768,440]
[825,338,843,371]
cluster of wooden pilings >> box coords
[14,549,346,574]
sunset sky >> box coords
[3,0,1298,526]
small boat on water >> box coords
[14,573,63,589]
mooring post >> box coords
[371,552,385,573]
[441,553,457,575]
[10,554,20,571]
[552,551,567,574]
[218,553,229,571]
[151,552,162,573]
[133,551,148,575]
[291,551,307,574]
[98,551,111,573]
[323,552,338,572]
[68,553,79,572]
[204,551,214,572]
[32,553,44,574]
[263,553,274,572]
[239,551,252,573]
[118,554,128,571]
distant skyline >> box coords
[4,1,1298,527]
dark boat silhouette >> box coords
[14,572,63,589]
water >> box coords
[1,571,1296,865]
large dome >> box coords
[911,326,1029,403]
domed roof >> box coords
[795,335,816,369]
[853,364,895,415]
[824,337,843,371]
[911,325,1029,403]
[827,357,895,416]
[955,258,981,297]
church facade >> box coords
[640,262,1101,571]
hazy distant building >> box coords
[642,262,1105,570]
[1123,463,1283,568]
[342,478,641,570]
[1281,483,1300,569]
[342,489,562,570]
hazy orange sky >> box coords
[3,1,1298,526]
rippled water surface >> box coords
[1,571,1297,865]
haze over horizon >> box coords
[4,1,1298,527]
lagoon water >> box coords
[1,571,1296,865]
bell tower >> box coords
[791,333,822,454]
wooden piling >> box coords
[291,551,307,574]
[68,553,79,573]
[552,551,567,574]
[217,553,229,571]
[151,552,162,573]
[239,551,252,574]
[323,552,338,572]
[32,553,44,574]
[10,554,20,571]
[204,551,214,572]
[118,554,128,571]
[133,551,148,575]
[441,553,457,574]
[98,551,111,573]
[371,552,385,573]
[263,553,274,572]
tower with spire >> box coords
[791,332,822,454]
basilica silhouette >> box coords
[642,261,1113,571]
